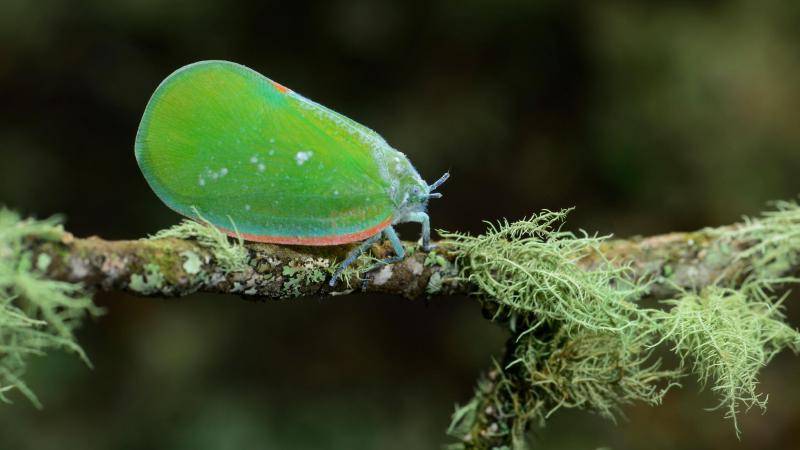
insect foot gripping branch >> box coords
[135,60,448,286]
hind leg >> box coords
[330,226,410,287]
[329,232,383,287]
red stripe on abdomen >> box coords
[218,216,393,246]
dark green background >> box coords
[1,1,799,449]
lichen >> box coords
[129,263,167,295]
[0,208,100,407]
[721,200,800,281]
[426,271,443,295]
[281,257,328,297]
[444,205,800,445]
[148,212,249,273]
[441,210,651,334]
[35,253,52,272]
[448,361,537,449]
[658,286,800,436]
[423,248,457,296]
[442,210,674,446]
[424,249,449,269]
[511,323,679,421]
[180,251,203,275]
[664,200,800,435]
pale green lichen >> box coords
[421,248,457,296]
[444,205,800,445]
[721,200,800,283]
[424,249,449,269]
[35,253,52,272]
[282,257,328,297]
[658,286,800,436]
[180,251,202,275]
[512,324,679,422]
[0,208,100,407]
[129,263,166,295]
[426,271,443,295]
[671,200,800,434]
[148,213,248,273]
[443,210,673,445]
[441,210,651,334]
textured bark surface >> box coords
[30,233,460,300]
[27,222,766,302]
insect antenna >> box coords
[428,171,450,195]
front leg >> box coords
[405,211,435,251]
[360,226,407,290]
[371,226,406,267]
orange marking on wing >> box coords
[217,216,393,246]
[271,80,289,93]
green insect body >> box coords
[135,60,447,285]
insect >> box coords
[135,60,448,286]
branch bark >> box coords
[28,222,770,302]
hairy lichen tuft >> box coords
[658,286,800,435]
[148,214,249,273]
[441,210,650,334]
[0,208,100,406]
[717,200,800,285]
[443,210,676,446]
[445,205,800,445]
[512,324,680,423]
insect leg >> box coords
[360,227,408,290]
[404,212,434,251]
[329,232,383,287]
[378,226,406,265]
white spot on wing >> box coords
[258,163,266,172]
[295,150,313,165]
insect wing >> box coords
[135,61,396,243]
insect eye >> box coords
[412,187,420,195]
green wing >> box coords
[135,60,397,242]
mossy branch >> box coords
[445,204,800,448]
[4,202,800,449]
[22,216,797,302]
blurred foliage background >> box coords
[1,0,799,449]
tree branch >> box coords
[28,221,778,302]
